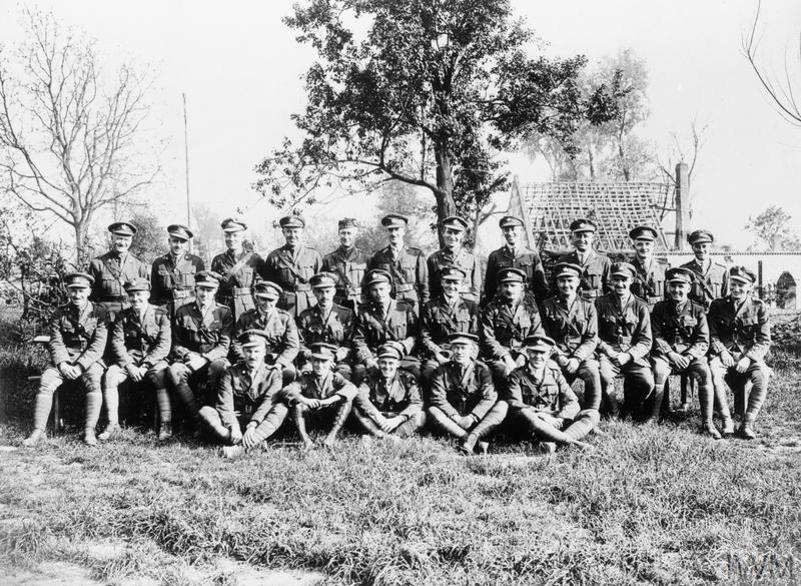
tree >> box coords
[745,205,801,251]
[128,209,165,265]
[0,10,160,262]
[255,0,624,237]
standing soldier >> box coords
[263,215,322,319]
[167,270,233,431]
[558,219,611,302]
[199,330,288,458]
[628,226,667,310]
[539,262,601,411]
[284,342,359,450]
[480,267,544,384]
[22,273,108,447]
[419,267,479,384]
[681,229,728,311]
[88,222,149,320]
[368,213,429,310]
[210,218,264,322]
[503,335,598,452]
[427,216,481,304]
[707,266,771,439]
[101,278,172,441]
[650,267,721,437]
[595,262,654,419]
[484,215,549,305]
[353,342,426,439]
[322,218,368,313]
[353,269,420,381]
[297,272,355,379]
[426,333,504,455]
[150,224,205,317]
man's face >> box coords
[169,236,189,256]
[386,225,405,246]
[611,275,631,296]
[442,278,461,296]
[68,286,90,306]
[667,281,689,302]
[255,295,278,312]
[129,290,149,310]
[500,281,524,301]
[111,234,132,254]
[339,227,356,248]
[313,286,335,306]
[730,279,751,300]
[378,357,399,378]
[450,341,473,365]
[442,226,463,250]
[311,356,331,376]
[283,227,302,247]
[195,285,217,305]
[370,282,392,303]
[556,275,578,297]
[633,239,653,258]
[526,348,548,370]
[692,242,710,261]
[243,343,266,368]
[224,230,243,251]
[572,231,593,252]
[502,225,520,246]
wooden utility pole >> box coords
[183,93,191,229]
[674,162,690,250]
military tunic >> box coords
[88,252,149,318]
[429,360,497,422]
[681,258,729,311]
[368,245,429,309]
[419,296,479,358]
[297,303,355,377]
[284,370,358,404]
[263,245,322,318]
[108,304,171,371]
[630,256,668,309]
[231,308,299,368]
[150,252,205,314]
[210,249,265,321]
[321,245,368,311]
[479,297,544,371]
[354,369,424,437]
[427,248,482,303]
[353,299,419,364]
[558,250,612,301]
[484,246,549,304]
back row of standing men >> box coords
[21,212,770,453]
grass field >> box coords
[2,310,801,585]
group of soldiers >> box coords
[21,212,771,456]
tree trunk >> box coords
[434,145,457,249]
[73,219,90,268]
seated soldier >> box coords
[167,270,233,433]
[595,262,654,419]
[540,262,601,411]
[352,269,420,382]
[284,342,359,450]
[707,266,771,439]
[426,333,503,455]
[100,278,172,441]
[480,267,544,384]
[199,330,288,458]
[419,267,479,384]
[297,272,355,380]
[650,267,721,437]
[232,280,299,385]
[504,335,598,452]
[23,273,108,447]
[353,342,425,439]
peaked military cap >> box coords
[687,229,714,245]
[124,277,151,293]
[310,272,337,289]
[665,267,694,285]
[499,215,524,229]
[570,218,597,233]
[629,226,658,241]
[381,213,409,228]
[729,266,756,284]
[167,224,193,240]
[279,215,305,229]
[237,329,269,348]
[497,267,526,284]
[447,332,479,345]
[253,280,283,299]
[310,342,338,360]
[522,335,556,353]
[338,217,358,230]
[365,268,393,287]
[64,272,94,289]
[553,262,583,280]
[377,341,404,360]
[440,216,469,231]
[195,270,223,287]
[610,262,636,279]
[440,266,466,281]
[221,218,247,233]
[108,221,137,236]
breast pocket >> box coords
[585,270,602,289]
[299,262,315,280]
[177,267,197,288]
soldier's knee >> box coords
[208,359,229,377]
[282,366,296,386]
[39,367,62,393]
[103,364,124,388]
[198,405,218,423]
[167,363,188,385]
[146,365,168,388]
[426,406,447,423]
[81,363,105,388]
[578,409,601,426]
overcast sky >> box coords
[1,0,800,249]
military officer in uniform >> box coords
[483,215,549,305]
[558,218,611,302]
[284,342,359,450]
[88,222,149,320]
[101,278,172,441]
[297,272,355,379]
[628,226,667,310]
[210,218,264,322]
[650,267,721,437]
[595,262,654,419]
[321,217,368,313]
[263,215,322,318]
[419,267,479,384]
[353,269,420,382]
[503,335,598,452]
[23,273,108,447]
[232,280,299,385]
[480,267,544,384]
[199,330,288,458]
[150,224,205,317]
[427,216,481,303]
[539,262,601,411]
[707,266,771,439]
[681,229,728,311]
[167,270,233,431]
[353,342,426,439]
[368,213,429,309]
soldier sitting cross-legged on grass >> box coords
[199,330,288,458]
